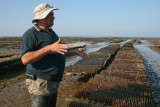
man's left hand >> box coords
[75,48,88,59]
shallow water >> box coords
[65,41,110,67]
[0,48,11,53]
[117,39,132,47]
[65,39,131,67]
[134,40,160,105]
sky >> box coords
[0,0,160,38]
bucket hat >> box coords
[32,3,58,23]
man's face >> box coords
[44,11,55,28]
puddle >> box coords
[134,40,160,105]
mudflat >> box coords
[0,37,159,107]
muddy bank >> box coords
[0,73,31,107]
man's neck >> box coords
[36,24,52,35]
[37,24,49,30]
[37,21,49,30]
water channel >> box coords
[134,40,160,106]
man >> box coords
[21,3,88,107]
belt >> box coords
[26,74,37,80]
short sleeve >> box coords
[21,30,37,57]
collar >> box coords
[34,24,42,31]
[34,24,52,32]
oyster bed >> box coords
[69,40,156,107]
[65,44,120,75]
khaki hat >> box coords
[32,3,58,23]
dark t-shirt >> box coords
[21,25,65,81]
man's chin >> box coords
[50,23,54,27]
[52,22,54,26]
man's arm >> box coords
[65,48,88,59]
[21,39,68,65]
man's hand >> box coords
[50,38,68,55]
[75,48,88,59]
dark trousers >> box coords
[31,93,58,107]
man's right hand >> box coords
[50,38,68,55]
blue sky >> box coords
[0,0,160,38]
